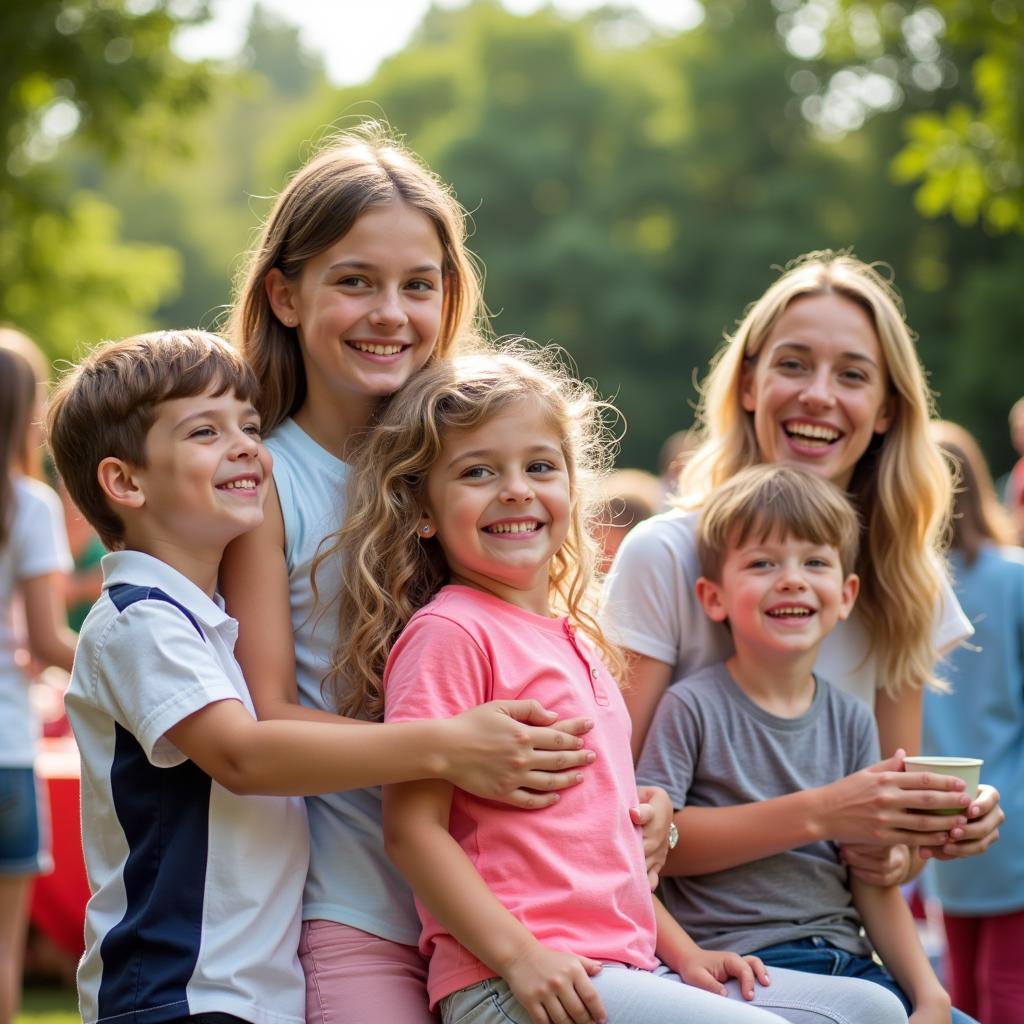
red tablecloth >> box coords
[31,737,88,958]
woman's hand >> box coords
[630,786,674,889]
[815,750,972,847]
[920,783,1003,862]
[444,701,596,809]
[675,949,771,1001]
[502,942,606,1024]
[838,842,911,887]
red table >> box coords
[31,736,89,958]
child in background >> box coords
[925,421,1024,1024]
[638,463,965,1024]
[48,330,601,1024]
[0,342,76,1024]
[221,127,667,1023]
[334,349,909,1024]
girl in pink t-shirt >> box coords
[323,348,910,1024]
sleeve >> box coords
[92,601,243,767]
[932,563,973,658]
[383,612,493,723]
[601,515,688,666]
[12,481,73,580]
[634,688,701,809]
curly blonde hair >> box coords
[679,251,952,698]
[319,345,621,720]
[228,122,487,432]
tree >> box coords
[0,0,214,357]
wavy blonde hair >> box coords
[319,345,621,720]
[679,251,952,697]
[228,122,487,432]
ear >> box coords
[837,573,860,621]
[872,396,895,436]
[264,267,300,329]
[97,457,146,510]
[739,360,758,413]
[695,576,729,623]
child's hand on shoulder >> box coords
[502,941,606,1024]
[676,948,770,1001]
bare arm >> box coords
[219,483,595,805]
[623,653,673,761]
[383,779,606,1024]
[851,879,950,1023]
[20,572,76,674]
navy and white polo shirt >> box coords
[65,550,308,1024]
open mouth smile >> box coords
[216,475,261,494]
[783,420,842,449]
[766,605,815,619]
[483,520,543,536]
[347,340,410,357]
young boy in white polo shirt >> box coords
[636,464,961,1024]
[47,330,594,1024]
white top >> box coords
[66,551,308,1024]
[0,476,72,767]
[266,418,420,943]
[602,508,972,707]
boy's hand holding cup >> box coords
[902,756,984,815]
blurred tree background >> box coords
[2,0,1022,473]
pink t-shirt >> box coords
[383,585,657,1008]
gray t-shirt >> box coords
[636,662,879,956]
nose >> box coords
[776,563,807,592]
[500,472,534,504]
[229,428,260,460]
[799,366,835,409]
[369,287,409,329]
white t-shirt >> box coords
[0,476,72,767]
[66,551,308,1024]
[602,508,972,709]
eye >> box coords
[461,465,492,480]
[527,460,556,474]
[805,555,834,568]
[839,367,869,384]
[775,357,805,373]
[406,278,436,293]
[337,275,368,288]
[188,426,216,439]
[243,423,262,439]
[746,558,773,570]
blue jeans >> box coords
[754,936,980,1024]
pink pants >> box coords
[943,907,1024,1024]
[299,919,438,1024]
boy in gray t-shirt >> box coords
[637,465,960,1024]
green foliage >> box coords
[822,0,1023,233]
[0,0,213,358]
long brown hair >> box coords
[229,122,487,432]
[0,346,39,546]
[320,346,621,721]
[680,251,951,697]
[930,420,1015,564]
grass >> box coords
[16,986,79,1023]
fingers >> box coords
[549,716,596,738]
[630,804,654,828]
[526,749,596,774]
[745,955,771,989]
[687,966,728,997]
[866,749,906,773]
[724,953,757,1000]
[503,699,559,726]
[518,769,587,792]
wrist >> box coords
[802,783,832,843]
[423,718,456,781]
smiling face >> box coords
[266,200,445,429]
[697,531,859,660]
[129,388,271,555]
[741,293,895,490]
[420,399,572,615]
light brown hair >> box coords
[322,345,620,721]
[680,251,951,697]
[229,123,486,432]
[0,346,40,546]
[697,464,860,583]
[930,420,1015,564]
[47,330,258,549]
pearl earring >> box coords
[421,524,431,534]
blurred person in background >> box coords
[1002,398,1024,544]
[0,339,76,1024]
[595,468,661,571]
[926,420,1024,1024]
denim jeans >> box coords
[754,936,980,1024]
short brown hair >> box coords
[697,464,861,582]
[47,330,258,549]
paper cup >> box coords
[904,756,983,814]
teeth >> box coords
[768,607,812,617]
[786,422,840,442]
[222,479,257,490]
[485,521,540,534]
[352,342,404,355]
